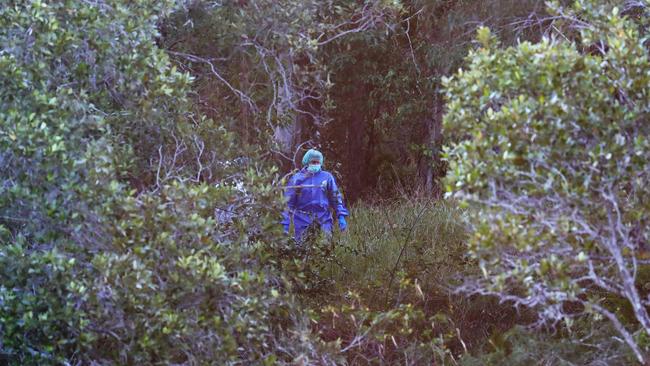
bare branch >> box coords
[168,51,259,113]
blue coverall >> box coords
[281,168,349,240]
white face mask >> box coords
[307,163,321,173]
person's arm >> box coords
[327,174,349,230]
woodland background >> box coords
[1,0,649,365]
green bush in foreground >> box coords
[82,181,330,364]
[0,1,335,364]
[0,242,86,365]
[444,0,650,363]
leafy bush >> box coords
[0,241,86,365]
[443,0,650,362]
[1,1,187,363]
[0,1,337,364]
[81,180,333,364]
[0,0,191,247]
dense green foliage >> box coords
[1,1,188,363]
[3,0,649,364]
[0,244,85,364]
[0,1,328,364]
[444,0,650,362]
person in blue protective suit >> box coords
[281,149,349,240]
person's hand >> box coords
[338,216,347,232]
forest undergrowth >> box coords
[295,199,634,365]
[292,199,519,364]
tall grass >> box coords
[303,199,631,364]
[324,198,469,306]
[303,199,535,363]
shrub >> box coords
[0,241,86,365]
[0,1,337,364]
[443,0,650,362]
[81,181,333,364]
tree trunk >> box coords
[417,91,443,197]
[345,85,366,203]
[431,91,444,197]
